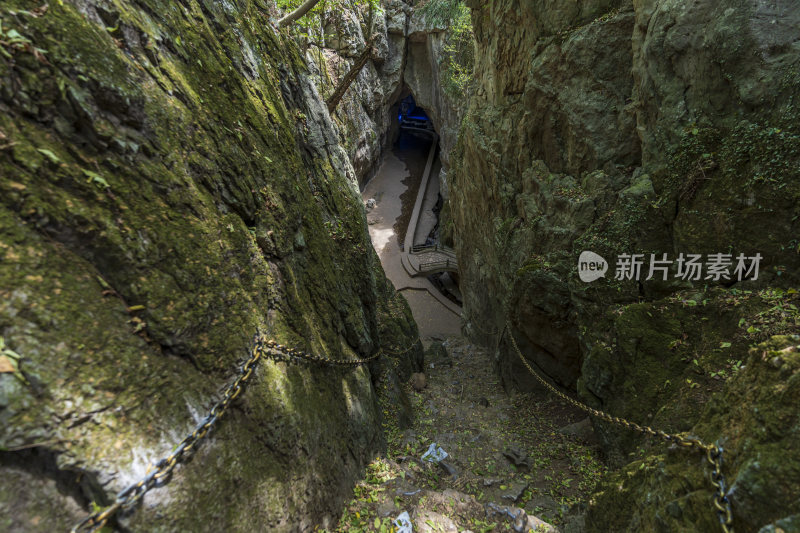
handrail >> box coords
[410,244,456,257]
[417,258,458,273]
[399,123,435,134]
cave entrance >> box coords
[397,94,433,131]
[388,94,438,248]
[363,89,462,309]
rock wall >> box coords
[304,0,465,189]
[449,0,800,530]
[0,0,421,530]
[404,8,463,184]
[452,0,641,388]
[305,0,405,186]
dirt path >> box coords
[353,136,604,532]
[361,133,461,341]
[329,338,606,533]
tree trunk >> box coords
[326,39,374,114]
[278,0,322,27]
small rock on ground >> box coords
[501,481,529,503]
[558,418,596,443]
[411,372,427,391]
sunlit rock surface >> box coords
[0,0,421,530]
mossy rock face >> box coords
[580,288,800,461]
[586,335,800,532]
[449,1,800,525]
[451,0,800,380]
[0,0,419,530]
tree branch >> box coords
[325,37,375,114]
[278,0,323,27]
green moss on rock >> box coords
[586,335,800,532]
[0,0,419,529]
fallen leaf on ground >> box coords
[0,355,17,373]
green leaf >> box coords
[5,29,27,42]
[720,342,731,348]
[685,299,697,306]
[373,517,380,529]
[37,148,61,164]
[82,169,110,188]
[2,347,21,361]
[95,275,112,290]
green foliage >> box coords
[720,122,800,188]
[432,1,474,100]
[738,287,800,341]
[493,215,517,251]
[277,0,381,42]
[36,148,60,164]
[664,119,800,200]
[0,15,48,61]
[277,0,381,15]
[417,0,464,26]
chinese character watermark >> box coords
[578,251,762,283]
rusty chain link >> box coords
[382,339,421,356]
[70,331,403,533]
[506,325,734,533]
[73,321,735,532]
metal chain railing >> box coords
[506,325,734,533]
[382,340,421,357]
[70,331,409,533]
[72,321,734,532]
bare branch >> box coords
[278,0,323,27]
[325,36,375,114]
